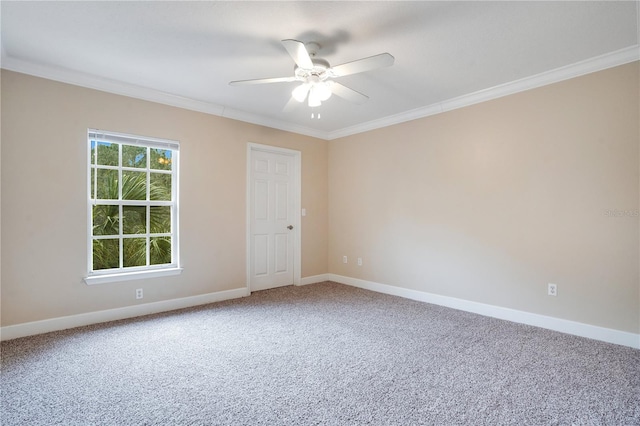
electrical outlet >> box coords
[548,283,557,297]
[135,288,143,299]
[357,257,363,266]
[343,256,348,264]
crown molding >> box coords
[326,45,640,140]
[0,55,329,140]
[2,45,638,141]
[1,55,227,116]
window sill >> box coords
[84,267,183,285]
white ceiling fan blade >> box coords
[330,53,395,77]
[281,39,314,69]
[330,82,369,104]
[229,76,297,86]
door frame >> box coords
[246,142,301,293]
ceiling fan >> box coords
[229,39,394,109]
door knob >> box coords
[287,225,294,230]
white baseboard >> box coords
[319,274,640,349]
[0,287,250,341]
[299,274,333,286]
[4,276,638,349]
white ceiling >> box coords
[2,1,638,139]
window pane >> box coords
[122,145,147,169]
[151,148,172,171]
[88,131,178,274]
[96,142,119,166]
[90,140,96,165]
[123,206,147,235]
[122,171,146,200]
[93,205,119,236]
[96,169,118,200]
[123,238,146,267]
[93,239,119,270]
[150,237,171,265]
[150,206,171,233]
[150,173,171,201]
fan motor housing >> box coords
[294,58,330,81]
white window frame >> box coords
[84,129,182,285]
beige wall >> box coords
[329,63,639,334]
[2,63,639,336]
[1,70,328,326]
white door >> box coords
[248,146,298,291]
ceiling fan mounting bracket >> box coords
[304,42,321,57]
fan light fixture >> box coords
[292,81,332,107]
[292,83,310,102]
[314,81,332,101]
[308,90,322,107]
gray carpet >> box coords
[1,281,639,425]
